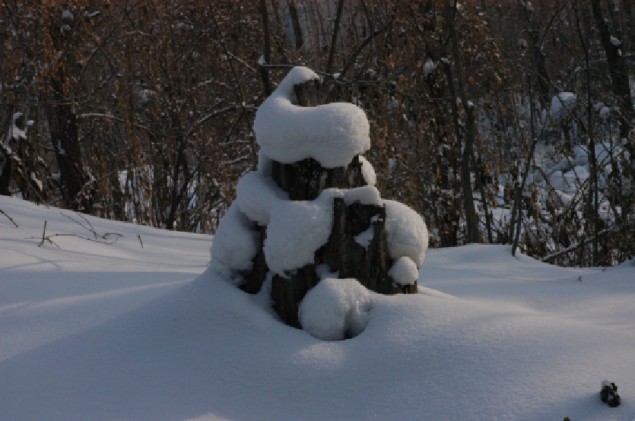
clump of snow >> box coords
[423,58,437,77]
[264,192,333,277]
[387,157,396,172]
[299,277,371,341]
[254,66,371,168]
[550,92,577,122]
[388,256,419,286]
[209,204,259,284]
[359,156,376,185]
[340,185,382,206]
[10,112,28,141]
[354,225,375,249]
[384,200,429,265]
[235,171,288,225]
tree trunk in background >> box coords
[591,0,634,244]
[288,0,304,51]
[445,0,481,244]
[520,1,551,106]
[47,79,91,212]
[591,0,633,141]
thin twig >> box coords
[0,208,18,227]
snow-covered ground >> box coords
[1,195,634,420]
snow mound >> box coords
[388,256,419,286]
[299,277,371,340]
[254,66,371,168]
[209,204,258,283]
[235,171,288,225]
[359,156,377,185]
[384,200,429,265]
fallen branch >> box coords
[0,208,18,227]
[541,228,614,263]
[29,214,123,248]
[38,220,59,248]
[61,211,122,243]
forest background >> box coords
[1,0,633,267]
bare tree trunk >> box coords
[512,76,539,256]
[520,1,552,105]
[47,79,91,212]
[591,0,633,141]
[445,0,480,243]
[258,0,273,95]
[575,4,600,264]
[591,0,634,254]
[326,0,345,74]
[288,0,304,50]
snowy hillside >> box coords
[1,196,634,420]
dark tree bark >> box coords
[288,0,304,50]
[591,0,633,141]
[444,0,481,244]
[326,0,345,74]
[47,78,92,212]
[258,0,273,95]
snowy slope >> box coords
[1,196,634,421]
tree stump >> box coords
[212,67,426,332]
[240,77,412,328]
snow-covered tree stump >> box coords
[210,67,428,336]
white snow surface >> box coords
[254,66,371,168]
[388,256,419,286]
[384,199,429,265]
[2,196,635,420]
[299,277,371,341]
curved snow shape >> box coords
[359,156,377,186]
[388,256,419,286]
[299,277,371,341]
[339,185,382,206]
[254,66,371,168]
[264,192,333,277]
[236,171,288,226]
[209,203,259,284]
[384,200,429,266]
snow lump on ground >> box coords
[298,277,371,341]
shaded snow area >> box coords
[2,196,635,420]
[550,91,577,122]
